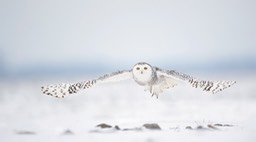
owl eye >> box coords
[144,67,148,70]
[136,67,140,70]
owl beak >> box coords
[140,71,143,74]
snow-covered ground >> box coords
[1,73,256,142]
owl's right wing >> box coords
[41,70,133,98]
[156,68,236,94]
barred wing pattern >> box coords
[41,70,132,98]
[41,80,96,98]
[156,68,236,94]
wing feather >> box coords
[156,68,236,94]
[96,70,132,84]
[41,70,132,98]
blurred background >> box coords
[0,0,255,79]
[0,0,256,141]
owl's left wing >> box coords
[41,70,132,98]
[156,68,236,94]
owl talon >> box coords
[151,93,159,99]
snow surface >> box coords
[1,74,256,142]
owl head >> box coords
[132,62,154,85]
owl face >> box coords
[132,62,153,85]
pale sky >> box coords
[0,0,255,71]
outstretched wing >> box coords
[41,70,132,98]
[156,68,236,94]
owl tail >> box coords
[41,80,96,98]
[189,79,236,94]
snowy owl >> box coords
[41,62,236,99]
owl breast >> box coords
[133,74,152,85]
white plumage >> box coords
[41,62,236,99]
